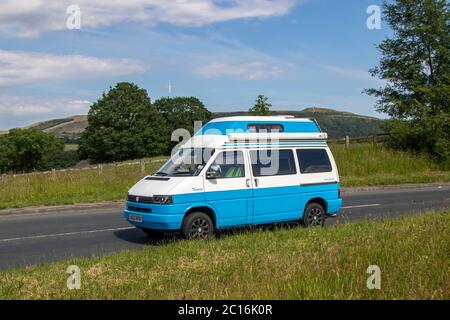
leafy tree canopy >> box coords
[78,82,168,163]
[0,129,64,173]
[249,95,272,116]
[154,96,212,135]
[154,96,212,153]
[366,0,449,162]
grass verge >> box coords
[0,144,449,209]
[0,211,448,299]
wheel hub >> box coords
[190,218,210,239]
[307,207,323,226]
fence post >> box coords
[52,168,56,180]
[372,135,376,144]
[345,135,350,148]
[140,159,145,174]
[99,164,103,174]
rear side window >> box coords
[296,149,332,173]
[247,124,284,133]
[250,149,296,177]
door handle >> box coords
[254,178,259,187]
[246,179,251,188]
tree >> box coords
[0,136,12,173]
[0,129,64,173]
[154,96,212,135]
[365,0,450,162]
[249,95,272,116]
[78,82,168,163]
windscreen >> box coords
[155,148,215,177]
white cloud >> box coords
[147,0,296,25]
[0,95,91,116]
[0,50,147,86]
[0,0,297,37]
[324,65,374,81]
[195,61,288,80]
[0,95,93,130]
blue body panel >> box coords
[124,183,342,231]
[198,120,320,135]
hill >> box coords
[28,115,88,143]
[8,108,384,142]
[213,108,384,139]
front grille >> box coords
[128,195,154,204]
[145,176,170,181]
[127,206,152,213]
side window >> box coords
[247,124,284,133]
[250,149,296,177]
[296,149,332,174]
[206,151,245,179]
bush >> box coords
[0,129,64,173]
[45,150,80,170]
[383,117,450,165]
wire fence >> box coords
[1,157,168,179]
[328,133,390,146]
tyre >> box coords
[302,202,326,227]
[181,212,214,240]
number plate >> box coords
[129,214,143,223]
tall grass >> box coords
[0,211,448,299]
[0,144,449,210]
[330,143,450,186]
[0,161,163,209]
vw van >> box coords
[124,116,342,239]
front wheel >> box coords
[302,203,326,227]
[181,212,214,240]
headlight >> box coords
[153,195,173,204]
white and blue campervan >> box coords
[124,116,342,239]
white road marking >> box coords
[0,227,135,243]
[342,204,381,209]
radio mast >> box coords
[168,80,172,98]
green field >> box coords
[0,160,165,209]
[332,144,450,186]
[0,144,449,210]
[0,211,448,299]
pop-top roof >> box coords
[197,116,321,136]
[179,116,326,149]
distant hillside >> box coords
[213,108,385,139]
[10,108,384,142]
[28,115,88,143]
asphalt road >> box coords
[0,186,449,271]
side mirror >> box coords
[206,164,222,179]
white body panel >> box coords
[228,132,328,141]
[128,177,184,196]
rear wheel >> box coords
[181,212,214,240]
[302,203,326,227]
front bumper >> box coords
[124,201,184,231]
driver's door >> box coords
[204,150,252,228]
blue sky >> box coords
[0,0,389,130]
